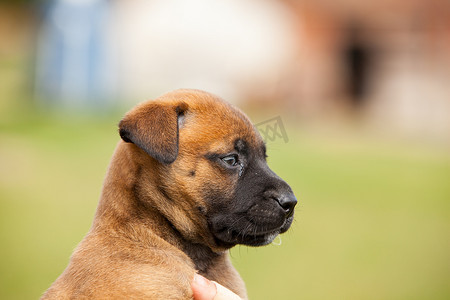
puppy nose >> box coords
[274,193,297,218]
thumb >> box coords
[192,274,242,300]
[192,274,217,300]
[212,281,243,300]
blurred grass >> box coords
[0,104,449,299]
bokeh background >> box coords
[1,0,450,299]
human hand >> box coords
[192,274,243,300]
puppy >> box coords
[42,89,297,299]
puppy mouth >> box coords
[237,230,281,246]
[212,215,294,247]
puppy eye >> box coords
[221,155,238,166]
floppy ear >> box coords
[118,102,188,164]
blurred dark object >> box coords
[344,24,371,107]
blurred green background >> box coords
[1,1,450,299]
[1,103,449,299]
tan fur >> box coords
[41,90,258,299]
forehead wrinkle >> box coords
[182,121,262,156]
[176,92,263,154]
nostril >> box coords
[274,194,297,218]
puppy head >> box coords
[119,89,297,249]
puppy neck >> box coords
[93,142,226,273]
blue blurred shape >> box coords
[35,0,116,108]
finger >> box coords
[212,281,243,300]
[192,274,217,300]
